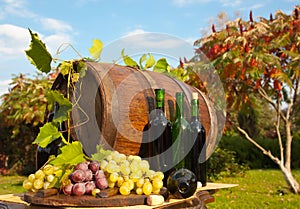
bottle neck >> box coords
[176,93,184,118]
[156,99,164,111]
[155,89,165,108]
[191,99,199,118]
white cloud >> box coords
[43,33,73,54]
[0,79,11,96]
[0,23,73,59]
[124,29,147,37]
[172,0,212,7]
[40,18,73,33]
[102,31,194,64]
[249,3,264,10]
[220,0,241,7]
[0,0,74,58]
[172,0,244,7]
[122,31,189,50]
[0,24,30,57]
[0,0,36,19]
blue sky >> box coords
[0,0,298,96]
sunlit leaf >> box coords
[45,90,72,123]
[25,29,52,73]
[145,53,155,69]
[121,49,139,68]
[33,122,62,148]
[89,39,103,61]
[60,61,72,76]
[153,58,169,73]
[50,141,86,166]
[139,54,147,69]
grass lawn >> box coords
[0,175,26,195]
[208,169,300,209]
[0,169,300,208]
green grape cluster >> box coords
[22,164,61,192]
[100,151,164,195]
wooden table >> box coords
[0,183,238,209]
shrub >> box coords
[207,147,249,181]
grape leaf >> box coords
[153,58,169,73]
[121,49,139,68]
[139,54,147,69]
[89,39,103,61]
[77,60,87,78]
[25,29,52,73]
[145,53,155,69]
[60,61,72,76]
[50,141,86,166]
[33,122,63,148]
[91,144,112,162]
[46,90,72,123]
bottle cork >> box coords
[192,92,198,100]
[147,195,165,206]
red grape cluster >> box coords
[63,161,108,196]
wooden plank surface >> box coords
[198,182,239,191]
[0,183,238,208]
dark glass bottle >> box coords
[36,103,62,169]
[172,92,190,169]
[167,168,197,199]
[139,89,172,182]
[187,92,207,186]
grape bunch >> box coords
[100,151,164,195]
[62,161,108,196]
[22,164,58,192]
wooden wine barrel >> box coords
[51,62,218,157]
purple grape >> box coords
[75,162,89,170]
[84,169,93,181]
[85,181,96,195]
[95,177,108,190]
[63,183,73,195]
[94,170,106,179]
[88,161,100,173]
[72,182,86,196]
[70,169,85,183]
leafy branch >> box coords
[25,28,103,165]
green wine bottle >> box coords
[187,92,207,186]
[172,92,191,169]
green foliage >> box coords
[194,7,300,110]
[121,49,139,68]
[33,122,65,148]
[207,147,249,180]
[49,141,86,166]
[89,39,103,61]
[0,73,53,174]
[24,29,103,153]
[45,90,72,123]
[0,74,52,129]
[25,29,52,73]
[219,133,300,169]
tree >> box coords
[194,6,300,193]
[0,73,55,174]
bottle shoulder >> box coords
[173,117,190,130]
[150,114,171,127]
